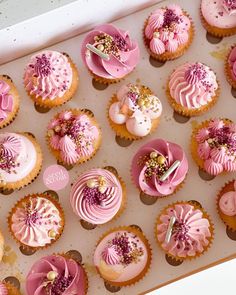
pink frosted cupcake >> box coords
[225,44,236,89]
[0,281,22,295]
[191,118,236,176]
[70,168,126,226]
[46,109,101,167]
[143,4,194,61]
[26,254,88,294]
[131,139,188,198]
[81,23,140,84]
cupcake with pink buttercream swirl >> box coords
[26,254,88,295]
[46,109,101,167]
[24,50,79,109]
[225,44,236,89]
[81,24,140,84]
[217,180,236,231]
[70,168,126,226]
[108,83,162,140]
[8,192,64,249]
[143,4,194,61]
[167,62,219,116]
[131,139,188,198]
[191,119,236,176]
[156,202,213,259]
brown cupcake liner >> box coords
[155,200,214,261]
[143,10,194,62]
[0,75,20,129]
[0,132,43,192]
[225,44,236,89]
[94,225,152,287]
[0,229,4,262]
[216,179,236,231]
[2,281,22,295]
[107,91,161,141]
[200,9,236,38]
[46,108,102,167]
[24,52,79,109]
[8,192,65,251]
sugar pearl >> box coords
[157,155,166,165]
[150,151,158,159]
[47,271,58,281]
[86,179,97,188]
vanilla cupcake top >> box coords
[109,83,162,137]
[169,62,218,109]
[24,50,73,100]
[145,4,191,55]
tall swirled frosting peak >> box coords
[24,50,73,100]
[169,62,218,109]
[81,24,140,79]
[0,79,13,122]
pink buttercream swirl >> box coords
[101,245,120,265]
[228,45,236,81]
[24,50,73,100]
[109,83,162,137]
[131,139,188,197]
[10,196,62,247]
[81,24,140,79]
[26,254,86,295]
[157,203,211,258]
[0,282,8,295]
[196,119,236,175]
[47,111,100,165]
[0,135,21,173]
[70,168,123,224]
[0,79,13,122]
[219,180,236,216]
[169,62,218,109]
[145,4,191,54]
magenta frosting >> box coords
[228,45,236,81]
[145,4,191,54]
[81,24,140,79]
[157,203,211,258]
[26,254,86,295]
[196,119,236,175]
[131,139,188,197]
[0,79,13,122]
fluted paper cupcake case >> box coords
[89,69,123,85]
[225,44,236,90]
[155,200,215,261]
[46,108,102,167]
[94,225,152,287]
[200,9,236,38]
[216,179,236,232]
[24,52,79,109]
[0,132,43,192]
[2,281,22,295]
[143,10,194,62]
[7,192,65,251]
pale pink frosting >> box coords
[201,0,236,29]
[195,119,236,175]
[47,111,100,165]
[10,196,62,248]
[70,168,123,224]
[169,62,218,109]
[145,4,191,54]
[81,24,140,79]
[94,229,148,283]
[157,203,211,258]
[228,45,236,81]
[26,254,86,295]
[24,50,73,100]
[0,282,8,295]
[0,79,13,122]
[219,180,236,216]
[131,139,188,197]
[109,84,162,137]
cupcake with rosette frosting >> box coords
[156,201,214,260]
[8,192,64,250]
[46,109,101,167]
[24,50,79,109]
[26,253,88,295]
[0,132,43,192]
[94,226,151,287]
[225,44,236,89]
[131,139,188,198]
[217,180,236,231]
[167,62,219,116]
[143,4,194,61]
[70,168,126,226]
[191,118,236,176]
[0,281,22,295]
[108,83,162,140]
[81,23,140,84]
